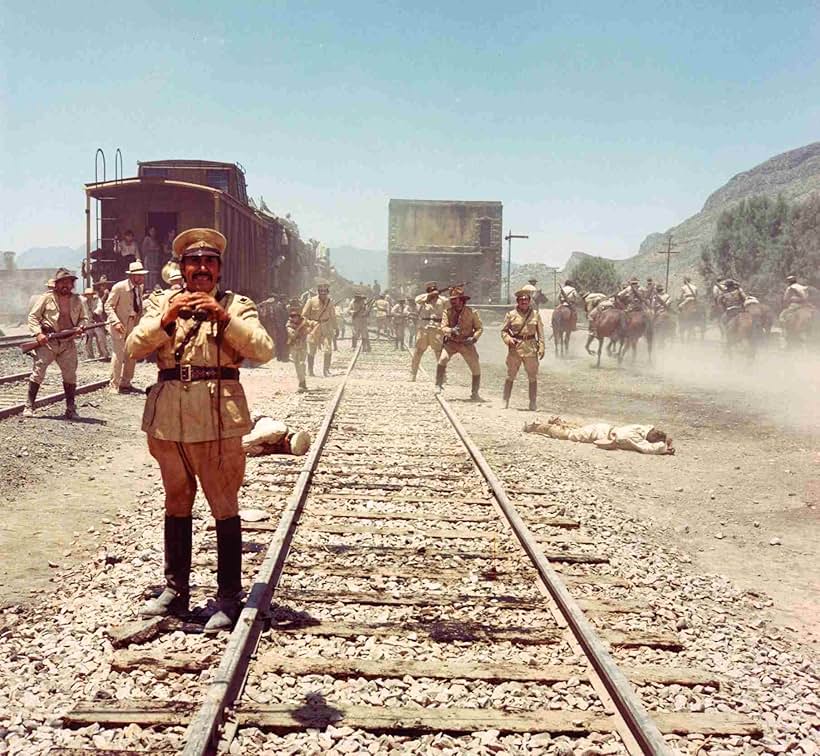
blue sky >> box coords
[1,0,818,266]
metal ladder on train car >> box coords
[89,148,124,284]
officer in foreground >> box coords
[126,228,273,633]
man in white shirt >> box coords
[105,261,147,392]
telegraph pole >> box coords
[656,234,679,291]
[504,230,529,304]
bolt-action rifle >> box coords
[18,323,106,354]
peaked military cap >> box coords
[629,277,639,284]
[172,228,227,260]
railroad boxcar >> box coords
[84,159,311,302]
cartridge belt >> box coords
[158,366,240,383]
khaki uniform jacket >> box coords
[28,292,87,334]
[559,286,580,307]
[783,283,808,307]
[126,288,273,443]
[105,279,144,328]
[501,307,544,358]
[302,295,337,339]
[617,286,644,309]
[441,304,483,343]
[718,288,746,311]
[287,316,317,351]
[348,300,368,323]
[391,303,409,323]
[414,294,446,330]
[374,299,389,319]
[678,282,698,302]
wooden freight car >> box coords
[84,159,312,302]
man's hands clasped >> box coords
[161,292,230,329]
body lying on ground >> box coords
[242,413,311,456]
[524,415,674,455]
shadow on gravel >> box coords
[34,415,107,425]
[292,693,344,728]
[268,604,321,630]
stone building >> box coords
[388,199,502,301]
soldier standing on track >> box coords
[106,261,148,393]
[436,285,483,400]
[391,297,409,350]
[410,281,446,381]
[82,287,110,360]
[127,228,273,633]
[24,268,88,419]
[501,288,545,411]
[286,298,316,392]
[302,279,337,377]
[348,290,371,351]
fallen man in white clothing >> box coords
[524,415,675,455]
[243,413,311,456]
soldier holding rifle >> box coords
[23,267,89,419]
[436,285,483,400]
[126,228,273,633]
[302,279,337,377]
[501,288,545,411]
[286,298,317,392]
[410,281,446,381]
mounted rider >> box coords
[717,279,748,325]
[641,277,657,302]
[651,284,673,314]
[523,277,549,309]
[677,276,698,309]
[558,279,581,310]
[616,278,645,311]
[779,274,813,325]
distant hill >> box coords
[561,142,820,285]
[14,245,84,270]
[329,245,387,287]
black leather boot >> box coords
[434,364,446,391]
[307,354,315,377]
[502,379,513,409]
[323,352,332,377]
[23,381,39,417]
[470,374,482,401]
[528,381,537,411]
[204,515,243,633]
[63,382,78,419]
[140,516,192,617]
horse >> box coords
[780,305,820,348]
[551,304,577,357]
[745,301,774,338]
[619,308,653,363]
[652,310,677,349]
[724,311,760,359]
[587,308,625,368]
[678,299,706,342]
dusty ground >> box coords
[438,320,820,645]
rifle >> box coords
[19,322,107,353]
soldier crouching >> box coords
[126,228,273,633]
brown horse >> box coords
[725,311,760,359]
[551,304,577,357]
[619,309,653,363]
[678,299,706,342]
[587,308,625,368]
[780,305,820,348]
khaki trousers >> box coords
[30,341,78,385]
[110,322,136,389]
[506,349,539,381]
[147,436,245,520]
[291,346,307,383]
[411,328,443,372]
[438,342,481,376]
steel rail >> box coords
[434,391,670,755]
[0,358,107,387]
[0,379,109,420]
[182,344,363,756]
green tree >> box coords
[569,256,619,294]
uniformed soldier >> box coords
[82,287,110,360]
[779,274,812,326]
[348,290,371,351]
[584,293,618,353]
[651,284,673,313]
[523,277,549,309]
[501,288,545,411]
[286,298,316,392]
[677,275,698,309]
[390,297,409,350]
[642,277,657,302]
[410,281,446,381]
[436,285,483,400]
[373,295,390,340]
[717,279,748,326]
[558,279,581,309]
[24,268,88,418]
[405,297,418,346]
[127,228,273,633]
[302,279,337,377]
[616,277,645,310]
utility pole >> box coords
[504,230,529,304]
[656,234,679,291]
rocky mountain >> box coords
[329,245,388,287]
[564,142,820,285]
[13,245,85,270]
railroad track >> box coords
[57,344,761,754]
[0,355,112,419]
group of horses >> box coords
[547,290,819,368]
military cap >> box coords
[315,278,330,288]
[172,228,227,260]
[724,279,738,289]
[629,277,639,285]
[646,277,654,282]
[656,284,665,292]
[785,274,797,283]
[527,277,538,285]
[424,281,439,293]
[53,267,78,282]
[514,288,532,298]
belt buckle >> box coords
[180,364,192,383]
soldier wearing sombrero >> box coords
[436,285,484,400]
[410,280,446,380]
[301,278,338,376]
[105,260,149,393]
[24,267,88,418]
[126,228,273,633]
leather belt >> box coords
[158,366,240,383]
[519,335,537,340]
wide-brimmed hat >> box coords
[514,288,532,299]
[424,281,438,293]
[172,228,227,260]
[449,285,471,301]
[53,267,77,282]
[126,261,149,275]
